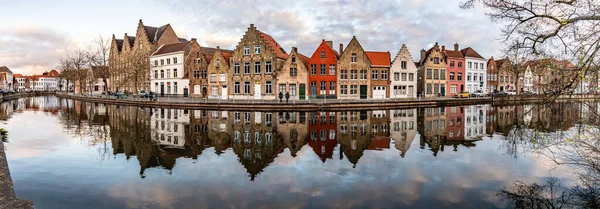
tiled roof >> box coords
[0,66,10,73]
[202,47,234,65]
[460,47,485,59]
[298,53,310,66]
[259,32,288,59]
[178,38,188,43]
[127,36,136,48]
[116,39,124,51]
[153,41,191,56]
[365,51,391,67]
[443,50,464,58]
[144,24,169,44]
[13,74,24,78]
[49,70,59,76]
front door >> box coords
[310,84,316,98]
[441,85,446,97]
[299,84,306,100]
[254,82,261,99]
[408,86,414,97]
[183,87,188,97]
[221,86,228,99]
[160,84,164,96]
[360,85,367,99]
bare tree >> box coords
[88,35,111,96]
[461,0,600,94]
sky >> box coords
[0,0,505,75]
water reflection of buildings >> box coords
[0,96,63,120]
[391,109,417,157]
[43,97,598,180]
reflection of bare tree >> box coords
[497,101,600,208]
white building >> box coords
[390,109,417,157]
[461,47,487,93]
[13,74,25,92]
[464,105,486,141]
[390,44,418,98]
[150,40,198,96]
[151,108,190,148]
[523,66,534,92]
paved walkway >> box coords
[64,93,479,105]
[0,141,34,209]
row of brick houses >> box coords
[107,20,593,100]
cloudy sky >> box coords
[0,0,505,75]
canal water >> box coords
[1,96,598,209]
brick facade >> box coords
[275,47,309,100]
[229,24,288,100]
[337,36,371,99]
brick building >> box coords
[229,24,288,100]
[442,44,465,97]
[276,47,309,100]
[307,40,340,99]
[337,37,371,99]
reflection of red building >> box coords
[308,112,337,158]
[307,40,340,99]
[445,106,464,141]
[308,138,337,163]
[367,137,390,150]
[442,44,465,97]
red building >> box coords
[308,112,337,160]
[307,40,340,99]
[442,44,465,97]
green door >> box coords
[299,84,306,100]
[360,85,368,99]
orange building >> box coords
[307,40,340,99]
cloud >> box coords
[0,25,80,75]
[163,0,504,60]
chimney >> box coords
[339,43,344,54]
[442,45,446,51]
[216,45,220,49]
[326,41,333,49]
[454,43,459,51]
[191,38,197,42]
[292,47,298,53]
[250,24,255,29]
[420,49,426,62]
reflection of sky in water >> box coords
[2,106,579,209]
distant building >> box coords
[460,47,487,93]
[417,42,447,97]
[366,51,391,99]
[0,66,14,91]
[337,36,371,99]
[109,19,186,93]
[150,39,201,96]
[442,44,465,97]
[307,40,340,99]
[390,44,418,98]
[228,24,288,100]
[13,73,25,92]
[276,47,309,100]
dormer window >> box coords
[351,53,357,63]
[320,51,326,59]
